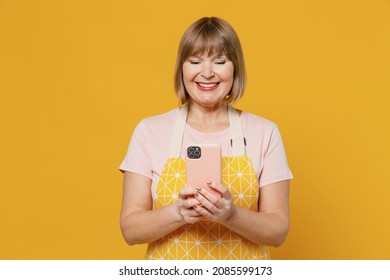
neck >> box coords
[186,101,230,132]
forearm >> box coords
[193,180,290,247]
[222,206,289,247]
[121,202,184,245]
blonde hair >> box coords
[174,17,246,105]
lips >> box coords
[195,82,220,91]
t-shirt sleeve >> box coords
[259,126,293,187]
[119,121,152,179]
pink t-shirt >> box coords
[120,108,293,199]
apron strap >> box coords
[169,105,188,158]
[169,104,245,158]
[228,105,246,156]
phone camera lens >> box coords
[187,146,201,159]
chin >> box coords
[198,100,225,108]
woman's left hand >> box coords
[193,181,236,223]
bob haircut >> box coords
[174,17,246,105]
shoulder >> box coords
[139,108,178,128]
[134,107,179,138]
[239,110,278,134]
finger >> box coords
[178,192,187,200]
[207,181,230,198]
[181,185,197,195]
[189,208,202,217]
[182,197,201,209]
[194,191,219,214]
[182,207,201,216]
[193,204,213,219]
[195,186,221,207]
[182,209,202,224]
[178,186,197,199]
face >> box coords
[182,53,234,108]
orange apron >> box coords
[146,105,270,259]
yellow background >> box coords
[1,0,389,259]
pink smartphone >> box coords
[186,144,222,199]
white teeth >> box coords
[198,83,218,88]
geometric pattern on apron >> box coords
[146,155,270,259]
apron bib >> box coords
[146,105,270,260]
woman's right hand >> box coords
[177,186,202,224]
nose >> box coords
[201,62,215,79]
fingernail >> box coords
[206,181,211,185]
[196,187,201,191]
[194,191,198,197]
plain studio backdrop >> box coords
[0,0,389,259]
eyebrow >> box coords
[188,54,228,60]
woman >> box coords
[119,17,293,260]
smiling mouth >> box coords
[195,82,220,91]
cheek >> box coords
[182,71,192,83]
[182,64,197,82]
[183,75,194,88]
[221,65,234,83]
[182,70,195,93]
[223,70,234,85]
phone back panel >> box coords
[186,144,221,198]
